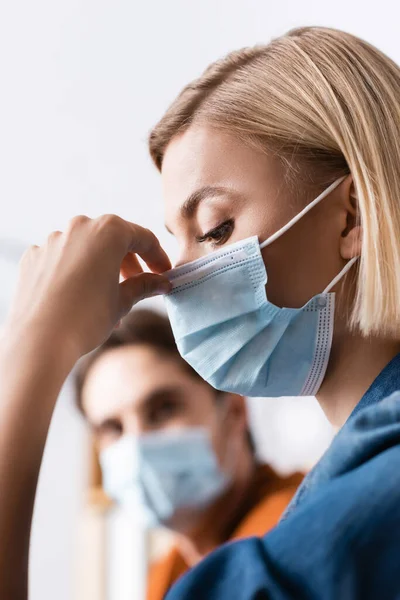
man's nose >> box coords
[122,414,141,436]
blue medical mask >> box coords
[164,177,358,398]
[100,428,230,527]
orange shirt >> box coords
[147,464,303,600]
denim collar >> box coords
[283,351,400,519]
[347,351,400,420]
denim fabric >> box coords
[166,353,400,599]
[283,352,400,519]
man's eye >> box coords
[98,419,123,436]
[149,399,181,425]
[94,418,123,446]
[196,219,234,247]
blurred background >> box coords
[1,0,397,598]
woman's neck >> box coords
[174,450,256,567]
[317,329,400,429]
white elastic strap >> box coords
[260,176,347,250]
[323,256,359,294]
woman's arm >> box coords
[0,215,171,600]
[0,327,77,600]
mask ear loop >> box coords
[256,174,358,296]
[260,176,347,250]
[323,256,359,294]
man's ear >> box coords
[221,393,248,435]
[340,176,362,260]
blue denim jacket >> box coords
[166,354,400,599]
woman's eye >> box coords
[196,219,234,247]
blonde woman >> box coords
[1,26,400,599]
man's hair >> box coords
[75,309,194,411]
[74,309,255,453]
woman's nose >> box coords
[174,245,205,268]
[173,257,187,268]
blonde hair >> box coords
[149,26,400,337]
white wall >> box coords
[29,381,88,600]
[1,1,399,598]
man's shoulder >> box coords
[147,543,187,600]
[231,465,303,539]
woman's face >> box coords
[162,124,356,309]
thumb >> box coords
[118,272,172,315]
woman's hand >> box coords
[4,214,172,361]
[0,215,172,600]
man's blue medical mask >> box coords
[100,428,230,526]
[164,177,358,398]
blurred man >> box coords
[76,309,302,600]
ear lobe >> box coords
[340,177,362,260]
[340,225,362,259]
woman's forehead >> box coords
[162,124,284,230]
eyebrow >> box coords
[89,385,186,428]
[165,185,233,234]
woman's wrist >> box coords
[0,317,80,386]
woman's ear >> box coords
[340,177,362,260]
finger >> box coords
[120,252,143,281]
[96,216,171,274]
[47,231,62,244]
[19,244,39,268]
[118,273,171,316]
[117,221,171,274]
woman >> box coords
[76,309,301,599]
[1,25,400,599]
